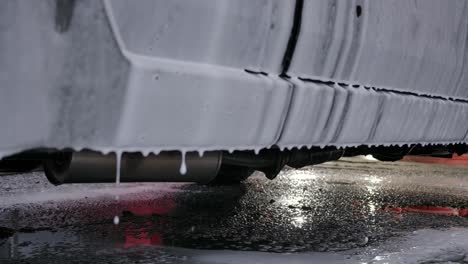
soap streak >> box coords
[180,151,187,175]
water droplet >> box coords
[113,216,120,225]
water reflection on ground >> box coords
[1,158,468,263]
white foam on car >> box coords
[0,0,467,161]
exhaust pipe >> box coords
[43,150,222,185]
[42,147,344,185]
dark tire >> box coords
[209,164,254,185]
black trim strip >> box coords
[280,0,304,74]
[55,0,76,33]
[244,69,269,76]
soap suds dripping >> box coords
[113,151,122,225]
[254,148,260,155]
[198,149,205,157]
[180,151,187,175]
[115,151,122,184]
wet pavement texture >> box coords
[1,158,468,263]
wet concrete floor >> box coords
[1,157,468,263]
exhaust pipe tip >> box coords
[43,151,73,185]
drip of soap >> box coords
[114,151,122,225]
[198,150,205,157]
[180,151,187,175]
[115,151,122,184]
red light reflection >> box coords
[385,206,466,216]
[121,194,176,249]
